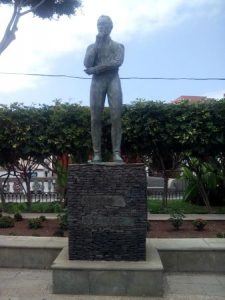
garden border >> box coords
[0,236,224,272]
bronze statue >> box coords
[84,15,124,163]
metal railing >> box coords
[0,190,185,203]
[0,177,56,194]
[147,189,184,200]
[0,192,61,203]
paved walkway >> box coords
[0,268,224,299]
[148,213,225,220]
[2,212,225,220]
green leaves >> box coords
[0,99,225,167]
[180,156,225,209]
[122,99,225,158]
[0,1,81,19]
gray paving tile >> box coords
[201,284,225,297]
[166,273,193,284]
[218,276,225,287]
[185,273,222,285]
[167,282,205,295]
[1,268,225,299]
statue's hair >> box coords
[97,15,113,30]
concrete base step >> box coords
[51,240,164,297]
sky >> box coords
[0,0,224,106]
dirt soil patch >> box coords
[0,219,225,238]
[0,219,68,237]
[147,220,225,238]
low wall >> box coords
[0,237,224,273]
[152,238,225,273]
[0,236,66,269]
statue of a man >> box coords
[84,15,124,163]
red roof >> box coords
[173,95,207,103]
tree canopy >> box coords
[0,0,81,55]
[0,99,225,165]
[1,98,225,210]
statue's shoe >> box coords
[113,152,124,163]
[92,153,102,162]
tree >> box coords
[46,100,91,161]
[0,103,51,209]
[0,103,21,210]
[0,0,81,55]
[44,100,92,202]
[122,100,184,207]
[1,99,225,210]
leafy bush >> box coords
[57,208,68,230]
[3,202,27,214]
[53,203,64,213]
[169,211,185,230]
[30,202,63,213]
[39,215,46,222]
[0,216,15,228]
[14,212,23,222]
[180,158,225,208]
[192,219,207,231]
[2,202,64,214]
[216,232,225,238]
[28,218,42,229]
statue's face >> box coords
[97,17,112,36]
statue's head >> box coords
[97,15,113,36]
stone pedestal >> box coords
[52,163,165,297]
[67,163,147,261]
[52,240,164,297]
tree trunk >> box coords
[0,187,6,212]
[162,175,169,208]
[25,179,32,211]
[198,180,211,212]
[0,173,10,212]
[63,188,68,207]
[0,0,47,55]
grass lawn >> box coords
[148,199,225,214]
[0,202,64,214]
[1,199,225,215]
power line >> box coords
[0,71,224,80]
[0,72,90,80]
[121,77,225,80]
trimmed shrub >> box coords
[14,213,23,222]
[28,218,42,229]
[39,215,47,222]
[0,216,15,228]
[57,209,68,230]
[193,219,207,231]
[169,211,185,230]
[217,232,225,238]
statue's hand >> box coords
[96,34,104,43]
[95,65,108,74]
[84,68,95,75]
[84,65,109,75]
[95,34,106,49]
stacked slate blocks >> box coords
[68,163,147,261]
